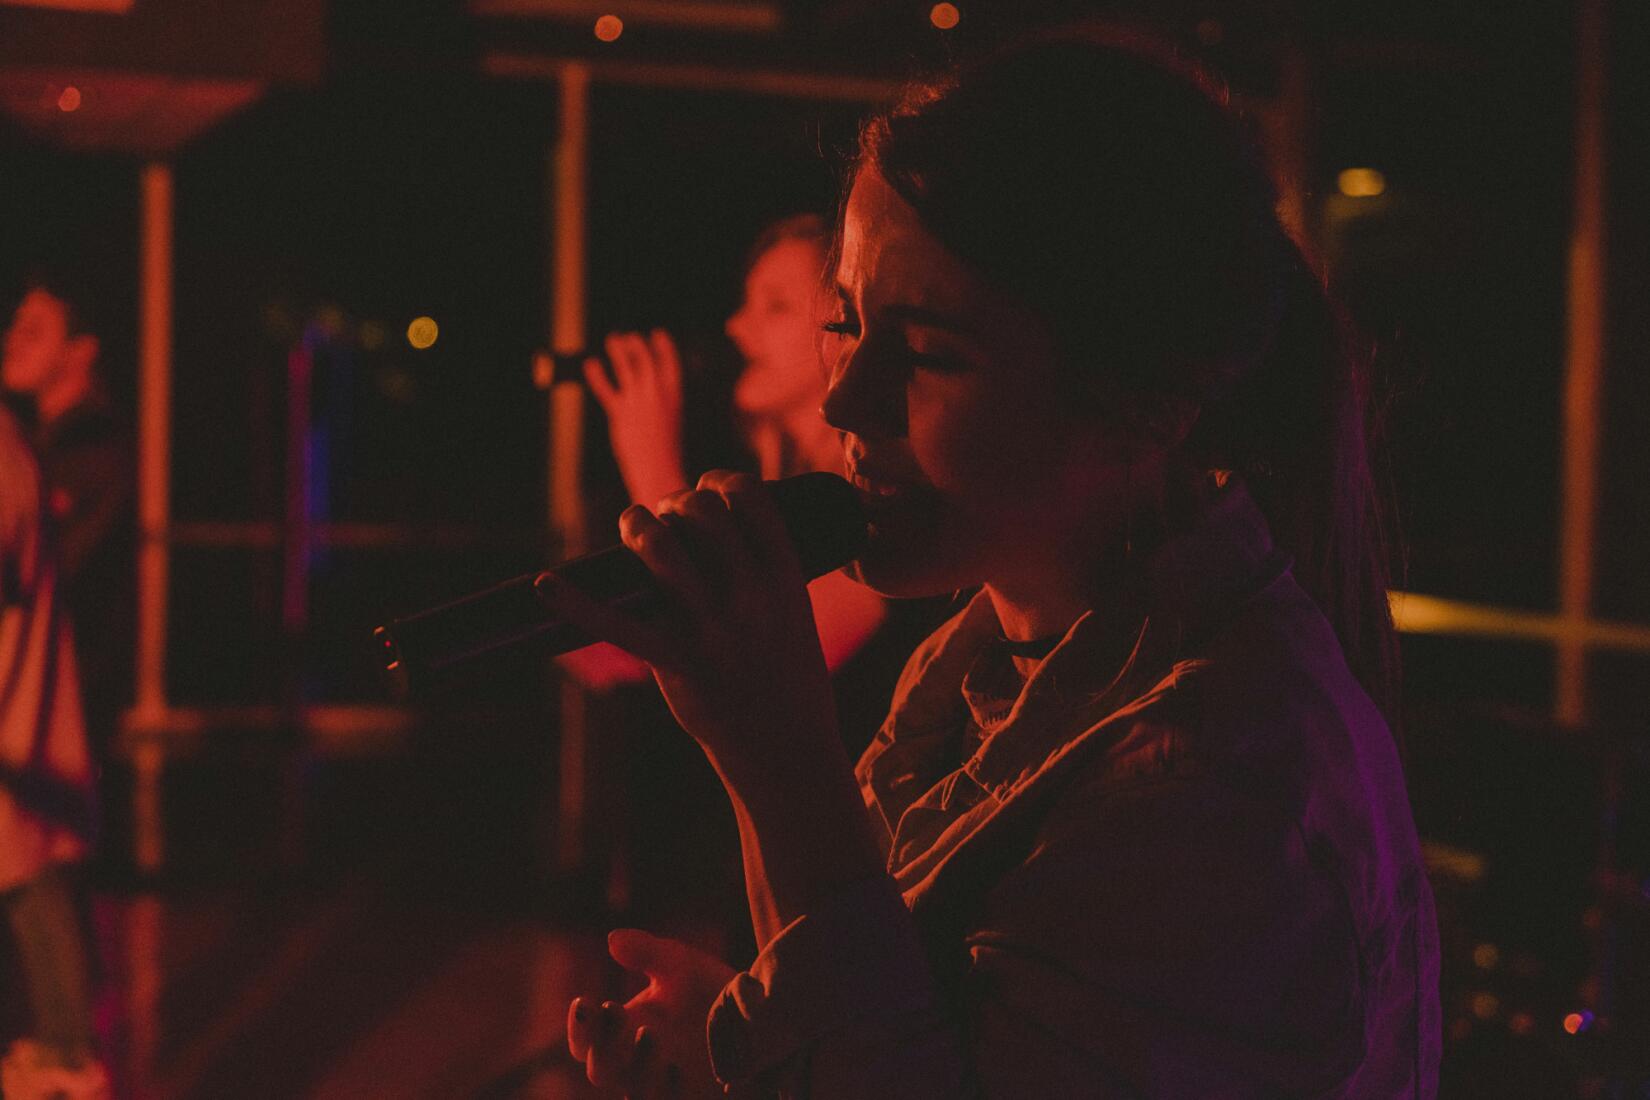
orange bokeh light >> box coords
[1337,167,1387,198]
[406,316,439,350]
[594,14,623,42]
[930,3,960,30]
[1562,1012,1584,1034]
[57,85,82,112]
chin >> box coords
[845,524,978,600]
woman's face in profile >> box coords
[726,237,831,418]
[823,169,1127,599]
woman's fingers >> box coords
[627,1026,671,1098]
[648,328,683,397]
[699,470,806,584]
[657,491,754,592]
[621,505,717,618]
[569,997,686,1098]
[607,927,680,977]
[567,996,594,1060]
[583,356,618,412]
[583,1000,634,1089]
[605,332,645,390]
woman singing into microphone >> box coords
[545,26,1439,1098]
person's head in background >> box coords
[724,214,833,434]
[2,270,102,427]
[823,25,1396,715]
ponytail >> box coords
[1197,240,1400,726]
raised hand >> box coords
[585,330,689,508]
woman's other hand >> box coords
[566,930,734,1098]
[585,330,689,508]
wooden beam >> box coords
[133,159,172,872]
[1555,0,1608,726]
[483,50,900,103]
[550,61,591,874]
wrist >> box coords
[623,467,689,509]
[711,743,883,928]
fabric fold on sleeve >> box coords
[707,874,962,1094]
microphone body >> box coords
[375,472,867,693]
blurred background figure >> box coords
[0,400,110,1098]
[2,272,134,779]
[564,214,946,927]
[572,213,886,698]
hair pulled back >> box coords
[856,26,1398,718]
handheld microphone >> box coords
[373,472,867,694]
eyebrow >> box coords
[834,284,976,337]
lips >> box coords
[845,462,928,533]
[850,472,900,498]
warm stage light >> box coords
[1337,168,1387,198]
[57,86,82,112]
[594,14,623,42]
[930,3,960,30]
[407,316,439,349]
[1563,1011,1593,1035]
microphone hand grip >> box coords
[374,472,866,693]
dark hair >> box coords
[19,265,100,339]
[746,212,829,274]
[855,26,1399,720]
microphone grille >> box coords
[768,472,869,580]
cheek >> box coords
[907,377,1070,511]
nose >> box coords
[725,304,749,350]
[821,343,903,440]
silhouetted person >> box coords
[3,273,134,763]
[0,401,109,1098]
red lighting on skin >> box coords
[930,3,960,30]
[594,14,623,42]
[57,85,82,112]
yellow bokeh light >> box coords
[1472,943,1500,970]
[1337,167,1387,198]
[407,316,439,350]
[594,14,623,42]
[930,3,960,30]
[57,86,82,112]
